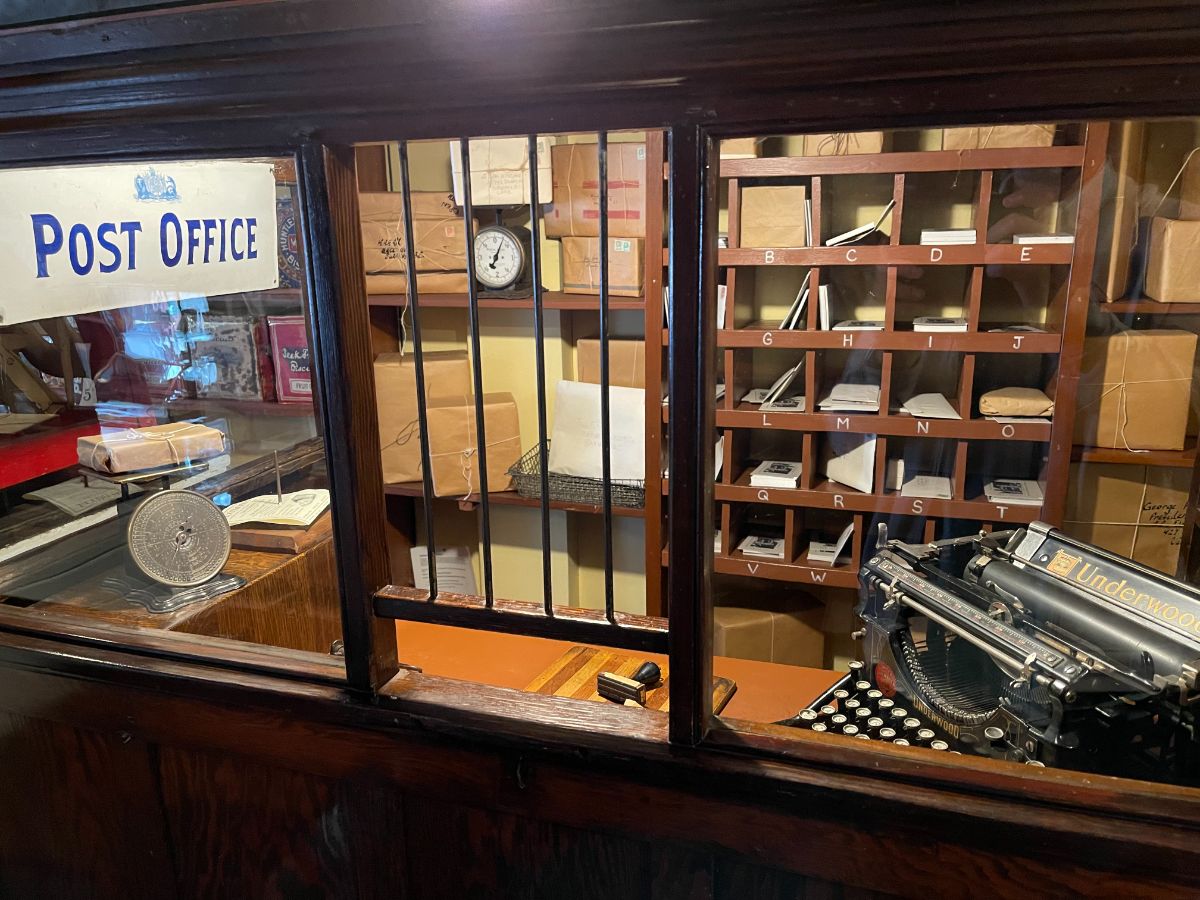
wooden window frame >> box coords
[1,0,1200,840]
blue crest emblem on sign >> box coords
[134,167,179,201]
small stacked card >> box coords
[750,460,801,489]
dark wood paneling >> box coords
[651,846,714,900]
[715,857,891,900]
[0,712,176,900]
[157,744,355,900]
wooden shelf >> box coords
[383,482,645,518]
[714,551,860,587]
[367,291,645,310]
[717,324,1059,353]
[1100,299,1200,315]
[719,145,1086,178]
[719,244,1072,267]
[715,405,1052,440]
[1072,442,1197,469]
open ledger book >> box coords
[223,489,331,528]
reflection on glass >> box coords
[0,157,342,664]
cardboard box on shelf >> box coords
[426,392,522,497]
[803,131,886,156]
[1145,217,1200,302]
[544,142,647,239]
[1064,463,1188,575]
[561,237,644,297]
[942,124,1056,150]
[359,191,474,275]
[739,185,807,248]
[365,271,472,295]
[449,136,553,208]
[576,338,646,389]
[374,350,473,484]
[78,422,226,474]
[1074,329,1197,450]
[713,597,825,667]
[720,138,761,159]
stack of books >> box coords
[920,228,976,245]
[984,479,1044,506]
[738,534,787,560]
[750,460,802,489]
[913,316,968,333]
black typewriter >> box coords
[784,522,1200,783]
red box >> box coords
[268,315,313,404]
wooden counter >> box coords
[396,621,839,723]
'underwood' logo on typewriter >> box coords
[1047,549,1081,577]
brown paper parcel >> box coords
[359,191,474,274]
[78,422,227,474]
[1145,217,1200,303]
[978,387,1055,418]
[544,143,647,239]
[714,600,824,667]
[1063,463,1188,574]
[942,124,1056,150]
[374,350,473,484]
[739,185,807,248]
[802,131,885,157]
[576,338,646,389]
[1073,330,1197,451]
[365,271,471,295]
[561,237,644,297]
[426,393,522,498]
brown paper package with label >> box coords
[544,143,647,239]
[359,191,475,276]
[426,393,522,497]
[739,185,807,249]
[561,237,644,297]
[374,351,473,484]
[576,339,646,389]
[78,422,227,474]
[1073,330,1197,451]
[1063,463,1188,574]
[942,124,1056,150]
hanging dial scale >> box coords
[473,224,533,295]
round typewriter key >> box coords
[893,738,910,746]
[890,708,909,723]
[855,707,872,721]
[854,680,872,694]
[902,717,921,732]
[831,714,848,727]
[877,699,895,712]
[856,733,871,740]
[866,689,883,702]
[798,709,819,724]
[867,717,884,731]
[841,724,859,736]
[848,660,865,677]
[929,740,950,751]
[984,726,1005,742]
[811,722,828,733]
[844,698,861,711]
[1025,760,1046,767]
[916,728,936,743]
[833,689,851,702]
[878,727,897,740]
[820,705,837,718]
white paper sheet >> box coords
[411,546,478,595]
[901,392,961,420]
[223,488,330,528]
[548,381,645,481]
[807,522,854,565]
[823,433,876,493]
[900,475,953,499]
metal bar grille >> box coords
[372,130,668,654]
[397,141,439,600]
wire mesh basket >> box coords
[508,441,645,509]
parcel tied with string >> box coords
[78,422,227,474]
[359,191,476,294]
[426,393,522,498]
[374,351,473,484]
[1072,330,1197,451]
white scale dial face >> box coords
[474,228,524,289]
